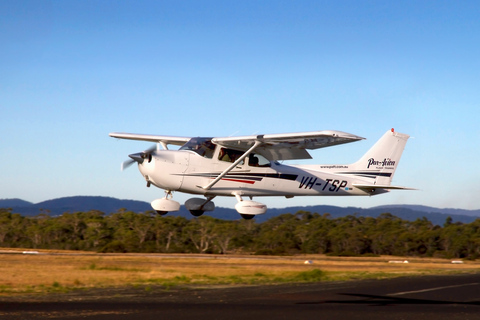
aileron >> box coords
[109,132,190,147]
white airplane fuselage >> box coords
[136,149,386,199]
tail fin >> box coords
[349,129,410,186]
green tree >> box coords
[183,216,217,253]
[0,209,13,244]
[212,220,239,254]
[255,214,299,255]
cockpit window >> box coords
[180,138,216,158]
[248,153,271,167]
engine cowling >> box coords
[235,200,267,215]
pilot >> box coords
[249,155,259,166]
[193,143,205,156]
[201,140,215,158]
[193,140,215,158]
[219,148,232,162]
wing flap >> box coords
[213,130,364,160]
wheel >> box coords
[189,210,204,217]
[156,211,168,216]
[241,214,255,220]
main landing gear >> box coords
[233,193,267,220]
[150,192,267,220]
[185,197,215,217]
[150,192,216,218]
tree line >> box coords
[1,208,479,259]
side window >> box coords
[218,148,245,164]
[248,154,271,167]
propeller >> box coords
[121,145,157,171]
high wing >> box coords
[109,130,365,160]
[109,132,191,148]
[213,130,365,161]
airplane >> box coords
[109,128,412,219]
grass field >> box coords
[1,248,479,296]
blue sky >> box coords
[1,1,479,210]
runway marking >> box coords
[389,282,480,296]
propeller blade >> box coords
[121,159,135,171]
[143,145,157,154]
[120,145,156,171]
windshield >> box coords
[180,137,216,158]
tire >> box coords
[189,210,204,217]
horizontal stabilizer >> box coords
[353,184,416,190]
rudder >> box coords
[350,129,410,186]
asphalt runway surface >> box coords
[1,273,480,320]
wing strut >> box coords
[201,140,262,191]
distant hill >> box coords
[0,198,33,207]
[1,196,151,216]
[374,204,480,217]
[1,196,479,225]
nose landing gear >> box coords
[151,191,180,215]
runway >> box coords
[1,273,480,319]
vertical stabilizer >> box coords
[349,129,410,186]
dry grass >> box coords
[0,248,479,295]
